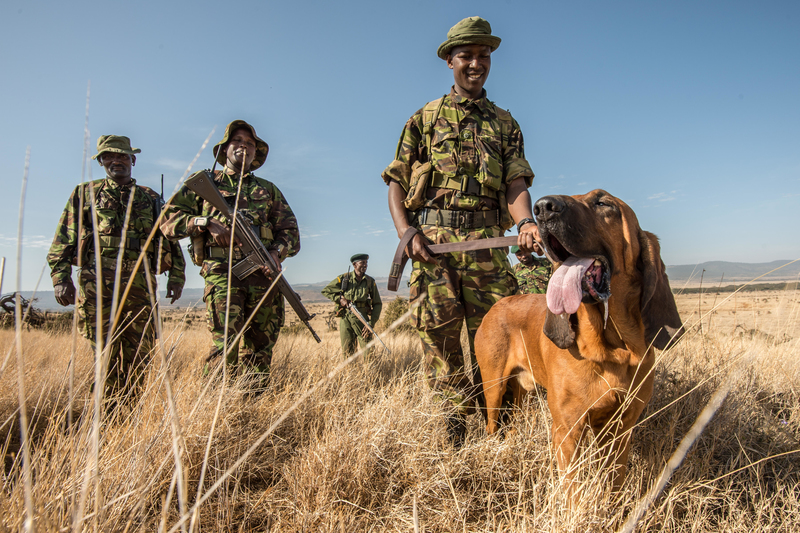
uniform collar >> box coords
[103,177,137,190]
[449,87,490,113]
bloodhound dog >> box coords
[474,190,684,491]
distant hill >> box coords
[8,261,798,311]
[666,260,799,286]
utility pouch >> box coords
[188,234,206,266]
[403,161,433,211]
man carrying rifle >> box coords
[321,254,382,357]
[161,120,300,377]
[381,17,541,445]
[47,135,185,400]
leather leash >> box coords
[388,227,519,291]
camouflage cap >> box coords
[91,135,141,160]
[212,119,270,171]
[437,16,501,60]
[350,253,369,263]
[510,245,520,254]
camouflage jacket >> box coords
[47,177,186,287]
[513,257,551,294]
[161,170,300,275]
[321,272,383,326]
[381,87,534,212]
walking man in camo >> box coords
[48,135,185,400]
[510,245,551,294]
[321,254,383,357]
[161,120,300,381]
[381,17,542,445]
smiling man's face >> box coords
[98,152,135,184]
[447,44,492,99]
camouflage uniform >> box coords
[382,87,534,414]
[161,170,300,372]
[321,271,382,356]
[513,257,551,294]
[47,177,186,395]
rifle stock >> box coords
[185,170,321,343]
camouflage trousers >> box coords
[514,261,551,294]
[202,269,284,373]
[77,267,156,398]
[338,306,373,358]
[409,224,518,415]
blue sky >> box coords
[1,0,798,292]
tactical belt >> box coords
[84,255,145,273]
[413,208,500,229]
[97,236,155,254]
[205,246,244,261]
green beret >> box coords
[91,135,141,160]
[510,245,520,254]
[350,253,369,263]
[437,16,501,60]
[212,119,270,171]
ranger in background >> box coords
[510,245,551,294]
[161,120,300,380]
[321,254,382,357]
[47,135,185,400]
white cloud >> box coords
[0,234,52,249]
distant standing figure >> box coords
[47,135,185,399]
[510,245,551,294]
[161,120,300,379]
[321,254,383,357]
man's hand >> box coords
[339,296,349,308]
[166,281,183,304]
[260,249,283,278]
[406,233,436,263]
[206,218,241,248]
[361,325,373,340]
[517,222,544,256]
[54,282,76,306]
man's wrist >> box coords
[516,217,536,233]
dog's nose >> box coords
[534,196,566,223]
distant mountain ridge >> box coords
[666,260,799,285]
[7,261,797,311]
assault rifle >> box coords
[185,170,321,343]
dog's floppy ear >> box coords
[544,309,576,349]
[639,230,684,350]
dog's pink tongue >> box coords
[546,257,595,315]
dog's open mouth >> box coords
[543,236,611,315]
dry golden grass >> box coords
[1,287,799,532]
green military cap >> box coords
[350,253,369,263]
[91,135,141,160]
[510,245,520,254]
[212,119,270,171]
[437,16,501,60]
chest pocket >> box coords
[130,195,155,236]
[93,193,121,235]
[478,133,503,191]
[430,128,459,176]
[248,185,273,226]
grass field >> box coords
[1,286,799,532]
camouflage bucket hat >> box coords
[437,16,501,60]
[91,135,141,160]
[212,119,270,171]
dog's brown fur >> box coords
[475,190,683,491]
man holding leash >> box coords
[161,120,300,380]
[48,135,185,400]
[381,17,541,445]
[321,254,383,358]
